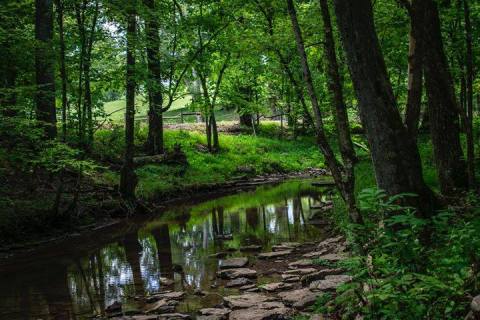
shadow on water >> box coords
[0,179,332,319]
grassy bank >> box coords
[0,123,326,246]
[94,125,325,199]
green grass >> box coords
[93,125,325,199]
[103,94,193,122]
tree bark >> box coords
[319,0,358,221]
[404,0,425,140]
[319,0,356,165]
[55,0,68,141]
[422,0,467,195]
[35,0,57,139]
[333,0,438,217]
[463,0,475,189]
[287,0,362,224]
[120,3,138,201]
[144,0,165,155]
[84,1,99,149]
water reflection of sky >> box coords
[0,181,328,320]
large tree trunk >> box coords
[120,3,138,201]
[287,0,361,224]
[35,0,57,139]
[144,0,164,155]
[463,0,475,189]
[404,0,426,140]
[422,0,467,195]
[333,0,438,217]
[55,0,68,142]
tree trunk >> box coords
[333,0,438,217]
[287,0,361,224]
[120,3,138,201]
[84,1,99,149]
[144,0,164,155]
[55,0,68,141]
[35,0,57,139]
[319,0,358,221]
[211,112,219,151]
[75,3,85,142]
[463,0,475,189]
[319,0,356,166]
[404,0,426,140]
[422,0,467,195]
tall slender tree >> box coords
[319,0,357,193]
[144,0,164,155]
[35,0,57,139]
[422,0,467,195]
[55,0,68,141]
[463,0,475,189]
[119,1,138,201]
[286,0,361,224]
[402,0,426,140]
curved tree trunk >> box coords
[287,0,361,224]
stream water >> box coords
[0,180,330,320]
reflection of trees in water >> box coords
[0,185,327,320]
[230,211,240,233]
[123,231,145,298]
[38,263,75,320]
[246,207,259,230]
[151,224,174,280]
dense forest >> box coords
[1,0,480,319]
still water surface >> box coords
[0,180,329,319]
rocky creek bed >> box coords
[104,236,349,320]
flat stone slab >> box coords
[146,291,185,303]
[224,293,277,309]
[228,302,291,320]
[258,250,292,259]
[301,268,344,286]
[281,274,300,283]
[260,282,294,292]
[272,242,301,252]
[198,308,231,320]
[157,314,191,320]
[288,259,314,268]
[310,274,352,291]
[284,267,318,275]
[217,268,257,279]
[278,288,321,309]
[302,248,329,258]
[145,299,177,314]
[225,277,253,288]
[316,253,346,262]
[471,295,480,315]
[239,284,257,291]
[219,257,249,269]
